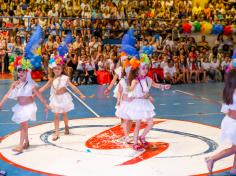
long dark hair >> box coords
[223,69,236,105]
[128,68,139,86]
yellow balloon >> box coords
[34,46,42,55]
[201,22,212,34]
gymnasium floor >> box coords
[0,74,233,176]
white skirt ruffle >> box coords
[12,102,37,124]
[115,101,130,119]
[220,115,236,145]
[49,92,74,113]
[121,99,155,120]
[113,84,119,98]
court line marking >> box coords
[0,112,223,125]
[158,112,223,117]
[175,89,222,105]
[0,110,10,112]
[66,87,100,117]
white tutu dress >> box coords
[115,78,131,119]
[113,66,123,98]
[49,75,74,113]
[220,93,236,145]
[124,77,155,120]
[9,81,37,124]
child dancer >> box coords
[115,60,133,143]
[39,56,86,141]
[205,69,236,175]
[104,52,128,95]
[126,57,170,151]
[0,58,49,152]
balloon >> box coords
[224,25,233,36]
[201,22,212,34]
[8,66,14,73]
[233,25,236,34]
[193,21,201,32]
[34,55,42,62]
[9,55,14,62]
[182,23,192,33]
[34,46,41,55]
[34,62,41,69]
[212,24,223,35]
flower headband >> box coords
[49,55,65,69]
[15,57,32,71]
[129,57,140,70]
[140,53,150,64]
[120,52,128,62]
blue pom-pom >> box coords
[120,45,139,58]
[57,33,73,57]
[24,25,43,59]
[121,29,136,47]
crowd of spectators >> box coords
[0,0,235,39]
[0,0,235,85]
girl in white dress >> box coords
[206,69,236,175]
[39,56,86,141]
[0,58,49,153]
[104,52,128,95]
[115,61,133,143]
[125,57,170,151]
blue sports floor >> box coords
[0,78,231,175]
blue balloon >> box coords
[34,55,42,62]
[212,24,223,35]
[34,62,41,68]
[30,58,35,64]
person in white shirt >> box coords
[48,7,58,17]
[75,55,86,84]
[163,35,175,52]
[209,58,222,81]
[164,60,176,84]
[85,57,97,84]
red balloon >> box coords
[224,25,233,36]
[182,23,192,33]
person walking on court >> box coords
[206,69,236,175]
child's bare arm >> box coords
[39,79,53,93]
[67,79,86,99]
[129,80,138,92]
[0,81,19,109]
